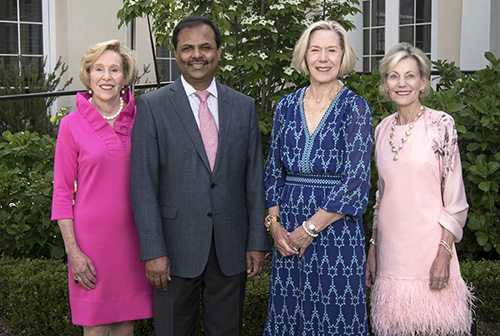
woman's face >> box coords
[305,29,344,85]
[89,50,126,105]
[384,57,426,109]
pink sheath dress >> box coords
[370,107,474,336]
[51,90,153,326]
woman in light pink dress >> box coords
[52,40,152,335]
[366,42,474,336]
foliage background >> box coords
[118,0,361,149]
[1,257,499,335]
[0,57,72,137]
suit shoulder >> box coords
[138,84,176,102]
[219,83,253,103]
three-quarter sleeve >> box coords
[264,97,287,208]
[436,115,468,242]
[320,96,373,217]
[51,116,78,220]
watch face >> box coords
[309,223,315,230]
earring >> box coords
[88,89,93,95]
[121,88,125,95]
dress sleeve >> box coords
[51,116,78,220]
[372,122,384,230]
[264,96,287,208]
[436,114,468,242]
[321,96,373,217]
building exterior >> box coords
[0,0,498,112]
[351,0,499,72]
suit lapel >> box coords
[214,82,231,174]
[168,79,212,171]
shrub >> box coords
[0,258,79,335]
[0,57,72,137]
[0,130,64,259]
[460,259,500,321]
[0,257,498,335]
[425,53,500,260]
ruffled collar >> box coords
[76,88,136,156]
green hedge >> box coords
[0,257,270,335]
[0,257,498,335]
[461,259,500,322]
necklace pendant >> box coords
[393,154,399,161]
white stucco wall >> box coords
[50,0,155,113]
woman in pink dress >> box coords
[52,40,152,335]
[366,42,474,336]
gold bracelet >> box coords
[264,214,280,231]
[439,240,454,258]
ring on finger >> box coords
[443,282,449,287]
[74,278,80,284]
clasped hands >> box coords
[270,223,314,258]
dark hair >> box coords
[172,15,222,50]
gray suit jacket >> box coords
[130,78,268,278]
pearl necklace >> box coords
[389,105,424,161]
[88,97,124,120]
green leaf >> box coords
[476,232,489,246]
[478,181,492,192]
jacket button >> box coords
[207,212,213,218]
[210,183,216,188]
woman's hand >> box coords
[429,247,451,290]
[68,250,97,290]
[269,224,299,257]
[288,225,314,257]
[366,243,377,288]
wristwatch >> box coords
[307,219,319,235]
[265,214,280,231]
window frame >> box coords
[362,0,438,72]
[0,0,49,73]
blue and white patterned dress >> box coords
[263,86,373,336]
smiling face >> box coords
[384,57,426,110]
[305,29,344,85]
[89,50,125,106]
[174,24,221,91]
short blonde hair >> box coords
[378,42,431,98]
[79,40,137,90]
[292,21,356,78]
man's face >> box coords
[174,24,221,91]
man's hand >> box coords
[246,251,265,278]
[146,256,171,290]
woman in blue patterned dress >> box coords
[263,21,373,336]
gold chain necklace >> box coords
[303,84,343,115]
[389,105,424,161]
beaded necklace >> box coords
[389,105,424,161]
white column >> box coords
[460,0,491,70]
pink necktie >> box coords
[194,90,218,171]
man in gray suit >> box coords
[130,15,268,335]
